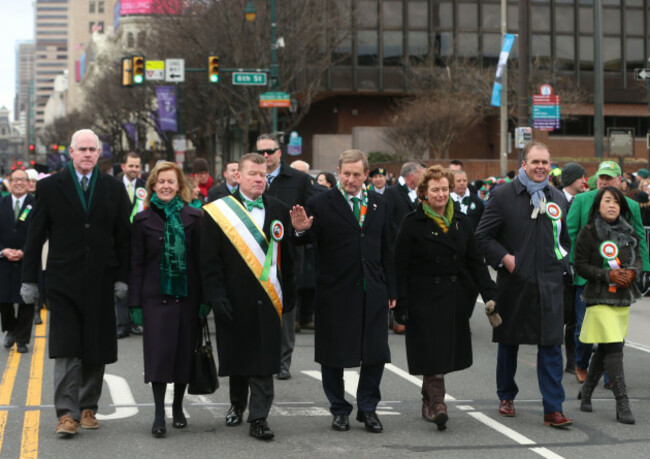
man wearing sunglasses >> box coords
[256,134,316,381]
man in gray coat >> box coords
[475,141,573,428]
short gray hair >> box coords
[70,129,100,150]
[400,161,423,178]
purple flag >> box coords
[156,86,178,132]
[124,122,138,147]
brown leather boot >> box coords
[421,383,434,422]
[425,375,448,431]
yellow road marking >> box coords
[0,348,22,457]
[21,309,48,459]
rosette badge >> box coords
[600,241,619,261]
[545,202,562,220]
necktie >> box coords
[14,200,20,220]
[127,182,134,203]
[351,197,360,222]
[81,176,89,192]
[245,197,264,211]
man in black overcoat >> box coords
[201,153,295,441]
[383,161,424,238]
[21,129,131,436]
[0,169,35,353]
[207,160,239,202]
[257,133,315,380]
[475,141,573,428]
[290,149,397,434]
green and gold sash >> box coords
[204,196,283,321]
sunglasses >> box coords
[257,148,278,155]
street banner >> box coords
[490,34,516,107]
[124,122,138,147]
[156,85,178,132]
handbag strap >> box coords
[195,317,212,350]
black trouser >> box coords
[0,302,34,345]
[297,288,315,325]
[563,279,576,368]
[229,375,274,422]
[321,364,384,416]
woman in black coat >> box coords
[574,186,642,424]
[129,161,205,437]
[394,165,496,432]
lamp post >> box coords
[245,0,279,135]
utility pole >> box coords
[593,0,604,158]
[499,0,508,176]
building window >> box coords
[357,30,378,66]
[89,1,95,13]
[127,32,134,48]
[98,1,104,13]
[383,1,402,29]
[408,1,428,29]
[89,21,94,33]
[383,30,403,66]
[137,31,146,47]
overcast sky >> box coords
[0,2,34,119]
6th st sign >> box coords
[232,72,267,86]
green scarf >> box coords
[150,193,187,297]
[423,199,454,233]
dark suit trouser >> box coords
[53,357,105,420]
[279,308,295,372]
[563,281,576,368]
[0,302,34,345]
[321,364,384,415]
[229,375,274,422]
[496,343,565,414]
[114,293,130,333]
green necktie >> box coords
[14,200,20,220]
[245,197,264,211]
[127,182,134,203]
[351,197,360,222]
[81,176,89,192]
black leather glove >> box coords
[393,302,408,325]
[211,297,233,325]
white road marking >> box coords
[96,374,138,420]
[302,370,361,398]
[625,340,650,353]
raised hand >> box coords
[290,205,314,232]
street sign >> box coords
[146,60,165,81]
[233,72,267,86]
[165,59,185,83]
[532,84,560,131]
[260,91,291,108]
[634,68,650,80]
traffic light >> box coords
[122,57,133,87]
[28,144,35,155]
[208,56,219,83]
[132,56,145,85]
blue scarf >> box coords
[517,167,548,211]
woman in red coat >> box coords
[129,161,205,437]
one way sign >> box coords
[634,68,650,80]
[165,59,185,83]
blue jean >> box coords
[497,343,566,414]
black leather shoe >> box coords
[277,369,291,380]
[356,411,383,433]
[3,333,14,349]
[172,413,187,428]
[249,419,274,440]
[117,329,130,339]
[331,414,350,431]
[151,423,166,438]
[225,406,243,426]
[130,325,143,335]
[16,344,28,353]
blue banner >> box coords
[490,34,516,107]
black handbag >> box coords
[188,318,219,395]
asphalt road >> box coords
[2,296,650,459]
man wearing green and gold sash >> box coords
[201,152,295,441]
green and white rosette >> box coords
[130,187,148,222]
[600,240,621,290]
[19,204,32,221]
[260,220,284,282]
[545,202,567,260]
